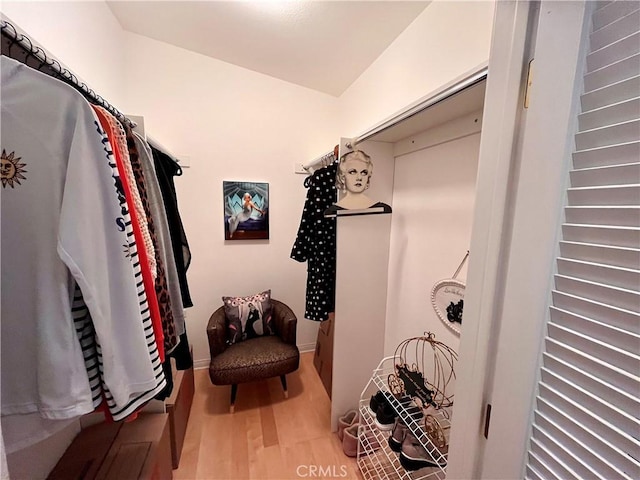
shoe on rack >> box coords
[368,391,386,415]
[337,409,358,441]
[370,389,408,413]
[399,431,447,471]
[388,409,424,452]
[374,401,397,431]
[388,417,408,452]
[343,424,380,458]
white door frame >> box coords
[447,1,591,479]
[446,1,537,477]
[480,2,591,478]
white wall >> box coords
[1,1,126,108]
[338,0,495,137]
[122,33,340,365]
[331,140,395,428]
[385,130,481,357]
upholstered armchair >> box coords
[207,299,300,412]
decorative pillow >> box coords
[222,289,273,344]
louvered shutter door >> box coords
[525,2,640,480]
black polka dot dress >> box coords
[290,163,337,321]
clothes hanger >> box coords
[1,21,19,58]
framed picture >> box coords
[223,181,269,240]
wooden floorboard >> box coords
[174,352,360,480]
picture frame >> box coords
[430,279,464,336]
[223,181,269,240]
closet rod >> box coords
[349,64,488,148]
[303,149,336,172]
[1,17,136,129]
[147,135,178,162]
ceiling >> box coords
[107,1,430,97]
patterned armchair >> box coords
[207,299,300,412]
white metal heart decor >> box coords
[430,279,465,336]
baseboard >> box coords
[193,359,209,370]
[298,342,316,353]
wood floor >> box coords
[174,352,360,479]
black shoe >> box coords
[374,400,397,431]
[368,391,386,415]
[370,390,413,411]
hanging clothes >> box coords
[89,106,167,420]
[124,124,178,355]
[131,133,193,400]
[153,324,194,401]
[151,146,193,308]
[93,105,166,363]
[94,107,157,279]
[132,132,186,338]
[0,57,165,449]
[290,162,338,321]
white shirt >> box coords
[1,57,159,424]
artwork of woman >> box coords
[228,192,265,238]
[325,150,391,215]
[244,302,264,338]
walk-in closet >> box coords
[2,1,638,480]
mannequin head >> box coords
[336,150,373,194]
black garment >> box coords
[151,146,193,308]
[172,331,194,370]
[290,163,337,321]
[154,330,193,400]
